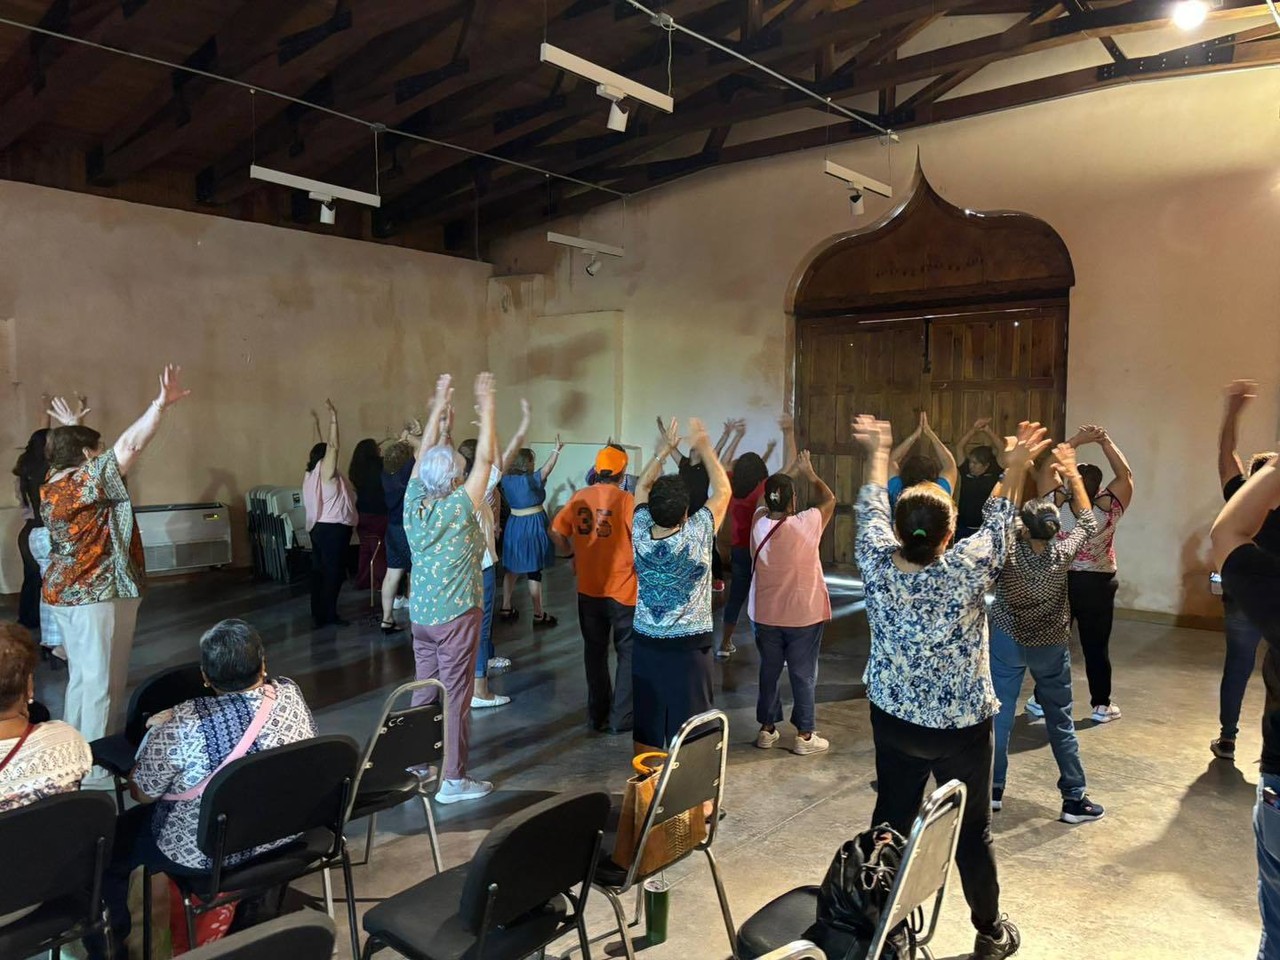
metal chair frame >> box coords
[866,778,967,960]
[568,709,735,960]
[757,942,827,960]
[345,678,447,874]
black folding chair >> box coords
[90,661,206,811]
[182,912,335,960]
[361,789,610,960]
[348,678,447,873]
[735,779,968,960]
[581,709,736,960]
[0,792,117,960]
[142,736,362,960]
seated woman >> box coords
[95,619,317,957]
[0,623,92,928]
[0,623,92,813]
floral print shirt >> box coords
[855,484,1015,730]
[131,679,317,870]
[405,480,484,627]
[632,505,714,641]
[40,450,146,606]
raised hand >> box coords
[47,396,85,426]
[473,372,495,414]
[323,396,336,418]
[733,418,747,435]
[688,417,712,451]
[852,415,893,455]
[1052,441,1079,476]
[1003,421,1052,470]
[974,417,992,430]
[656,416,681,456]
[155,366,191,411]
[555,433,565,452]
[795,449,815,476]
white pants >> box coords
[50,597,141,744]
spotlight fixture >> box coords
[1171,0,1210,29]
[540,43,673,131]
[314,195,337,225]
[824,159,891,217]
[249,164,380,227]
[585,254,603,276]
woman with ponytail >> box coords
[989,442,1105,825]
[853,414,1049,960]
[749,452,836,755]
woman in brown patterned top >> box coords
[41,364,190,778]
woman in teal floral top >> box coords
[41,365,190,781]
[404,372,498,805]
[852,414,1048,960]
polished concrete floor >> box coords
[12,565,1264,959]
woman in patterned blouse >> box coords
[852,415,1049,960]
[41,365,190,781]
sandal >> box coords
[497,607,519,622]
[714,643,737,661]
[380,620,402,635]
[532,612,558,628]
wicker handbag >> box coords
[613,752,708,877]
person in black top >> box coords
[349,438,390,604]
[661,416,738,585]
[1213,379,1280,761]
[11,427,50,632]
[953,418,1004,539]
[1211,451,1280,959]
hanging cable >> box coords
[619,0,898,140]
[0,13,629,199]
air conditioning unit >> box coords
[134,502,233,575]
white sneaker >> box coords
[487,656,512,674]
[393,596,410,610]
[434,777,494,804]
[1091,703,1122,723]
[1024,697,1044,719]
[755,727,780,749]
[471,694,511,709]
[792,733,830,756]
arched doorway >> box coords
[787,164,1075,565]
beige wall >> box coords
[0,181,492,590]
[492,68,1280,619]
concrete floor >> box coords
[15,565,1264,959]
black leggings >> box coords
[870,706,1001,935]
[17,520,41,630]
[309,522,351,627]
[1068,571,1118,707]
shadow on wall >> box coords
[522,329,611,430]
[1177,519,1217,622]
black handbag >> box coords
[809,825,916,960]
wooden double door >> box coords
[796,301,1068,565]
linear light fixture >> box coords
[249,164,381,208]
[547,231,624,259]
[824,160,892,199]
[540,42,674,125]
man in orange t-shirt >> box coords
[550,444,637,734]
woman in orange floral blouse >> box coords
[42,365,190,780]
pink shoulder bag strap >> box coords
[163,685,278,802]
[751,516,788,574]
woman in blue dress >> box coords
[499,434,564,626]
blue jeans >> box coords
[990,624,1086,801]
[476,565,496,679]
[1257,774,1280,960]
[754,622,824,732]
[1222,596,1263,740]
[723,546,752,626]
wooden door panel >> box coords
[796,302,1068,566]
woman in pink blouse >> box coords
[303,399,358,629]
[749,452,836,756]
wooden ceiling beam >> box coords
[88,0,456,185]
[0,0,227,154]
[0,0,116,105]
[1063,0,1127,63]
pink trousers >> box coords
[411,608,481,780]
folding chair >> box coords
[361,789,610,960]
[580,709,736,960]
[181,912,335,960]
[735,779,968,960]
[142,736,362,960]
[347,678,447,873]
[0,792,117,960]
[89,661,207,811]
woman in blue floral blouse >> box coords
[852,414,1049,960]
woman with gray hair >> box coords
[92,618,316,958]
[404,372,497,805]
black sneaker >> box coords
[991,787,1004,812]
[1060,796,1106,824]
[1211,738,1236,761]
[972,917,1021,959]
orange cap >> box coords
[594,445,629,477]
